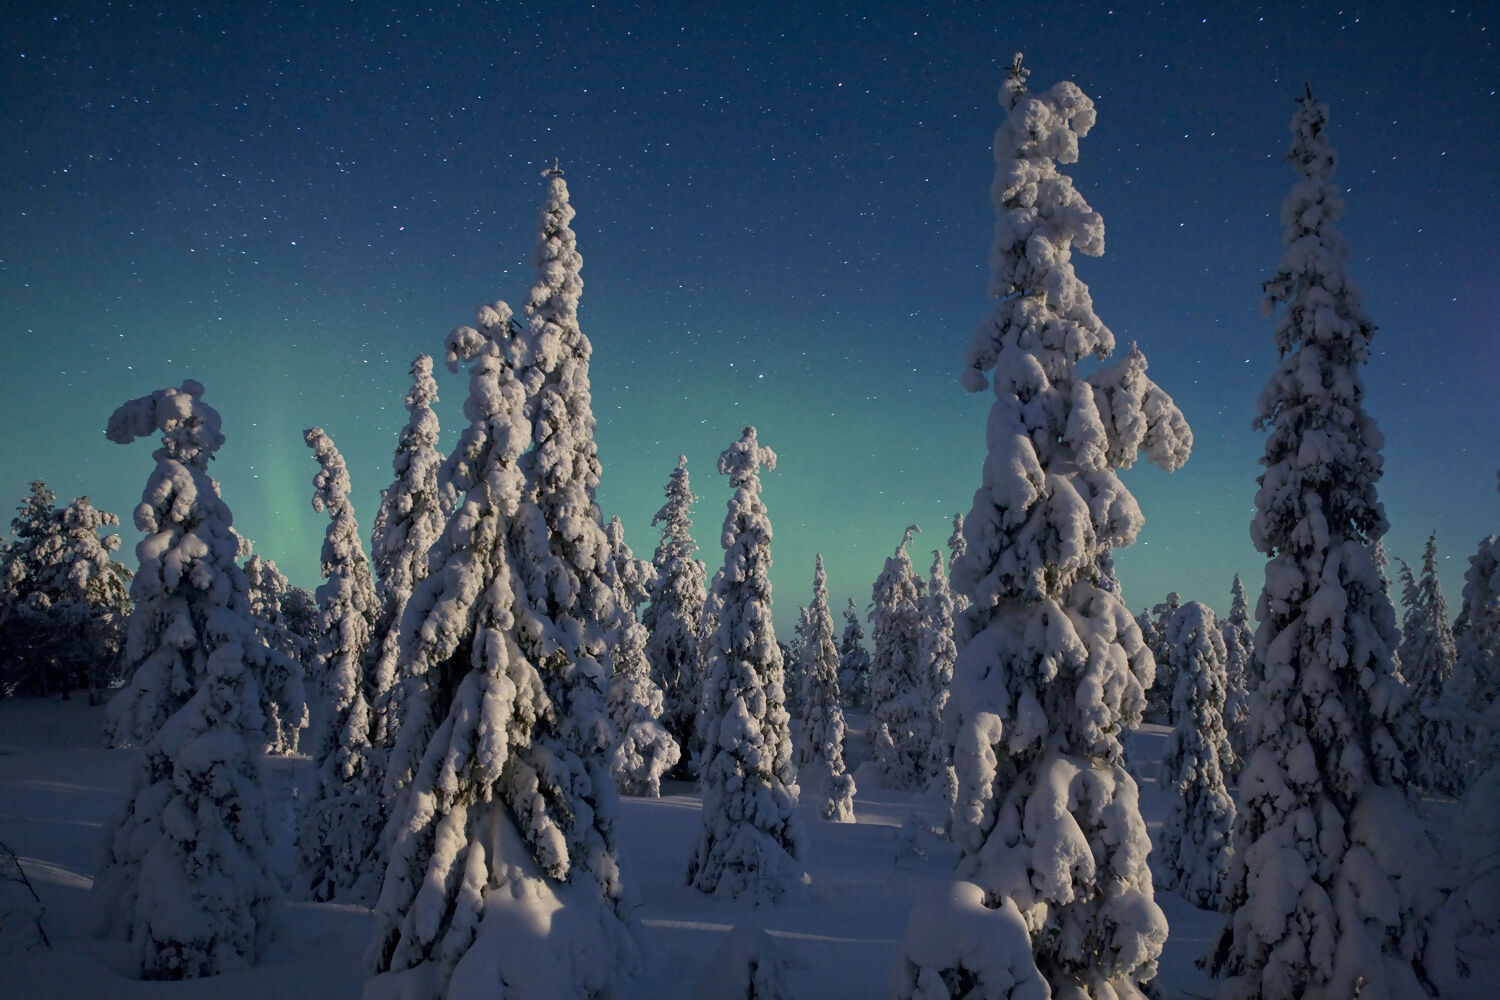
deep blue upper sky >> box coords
[2,2,1496,633]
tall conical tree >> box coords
[794,554,856,822]
[1396,535,1463,795]
[1220,573,1254,765]
[929,55,1191,998]
[920,549,959,783]
[368,354,448,755]
[1156,601,1236,910]
[1209,89,1439,1000]
[688,426,806,900]
[605,515,680,796]
[368,170,639,998]
[837,598,872,709]
[300,426,384,902]
[94,381,278,979]
[643,456,708,772]
[868,525,929,789]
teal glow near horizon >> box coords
[2,3,1496,635]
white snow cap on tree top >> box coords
[105,380,224,467]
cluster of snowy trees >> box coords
[39,52,1497,1000]
[0,481,132,701]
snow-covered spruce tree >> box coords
[793,554,856,822]
[643,455,708,774]
[370,168,639,998]
[94,381,278,979]
[606,515,680,796]
[688,426,806,900]
[933,56,1191,998]
[0,486,132,701]
[1220,573,1254,766]
[299,427,384,902]
[837,598,872,709]
[367,354,448,756]
[785,604,812,718]
[1208,90,1440,1000]
[244,554,308,754]
[920,549,959,784]
[1447,478,1500,936]
[947,512,970,617]
[1451,508,1500,741]
[1155,601,1235,910]
[1143,591,1181,723]
[1396,535,1464,796]
[369,304,637,999]
[868,524,930,789]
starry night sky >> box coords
[3,2,1496,634]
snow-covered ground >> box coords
[0,694,1455,998]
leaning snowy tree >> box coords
[1155,601,1235,910]
[643,456,708,772]
[93,381,279,979]
[1396,534,1463,796]
[367,354,449,758]
[688,426,806,900]
[605,515,680,796]
[1208,88,1441,1000]
[793,554,857,822]
[299,426,385,903]
[868,525,930,789]
[907,55,1191,1000]
[367,168,639,1000]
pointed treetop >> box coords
[718,426,776,486]
[898,524,920,553]
[544,157,563,178]
[1003,51,1029,108]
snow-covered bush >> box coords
[939,56,1189,999]
[793,555,856,822]
[299,426,384,903]
[93,381,279,980]
[1209,89,1440,1000]
[893,881,1047,1000]
[868,525,929,789]
[643,456,708,775]
[1155,601,1235,909]
[688,426,806,901]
